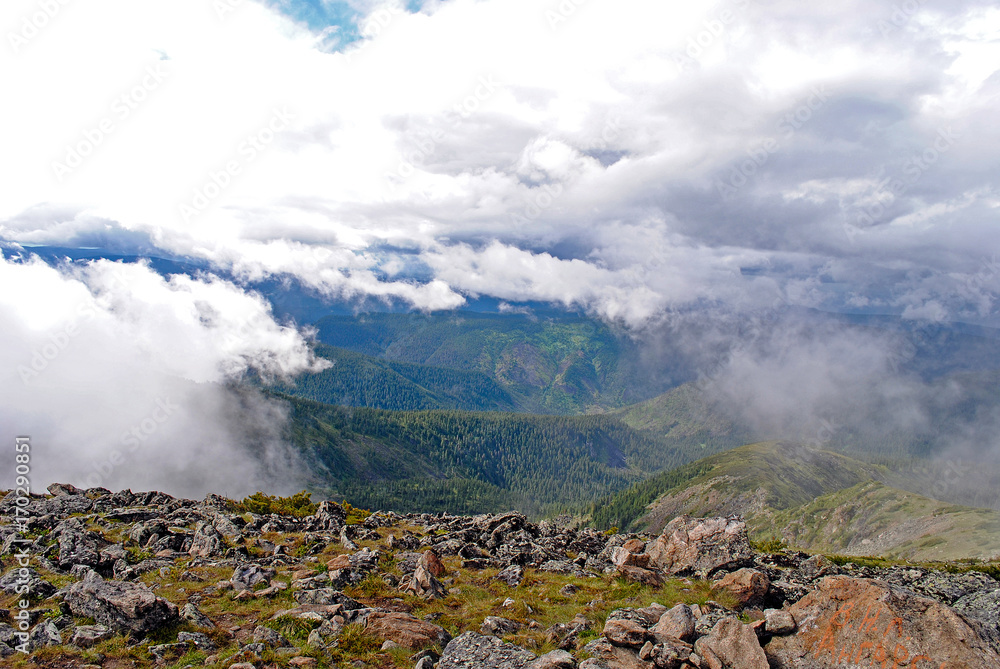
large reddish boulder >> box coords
[764,575,1000,668]
[644,516,754,577]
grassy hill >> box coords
[772,480,1000,561]
[311,312,684,414]
[590,441,1000,561]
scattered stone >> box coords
[253,625,291,648]
[69,625,112,648]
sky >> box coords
[1,0,998,495]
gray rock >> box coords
[763,608,796,635]
[0,567,56,599]
[70,625,113,647]
[644,515,754,578]
[438,631,536,669]
[63,571,179,635]
[694,617,768,669]
[231,564,275,591]
[481,616,525,637]
[496,564,524,587]
[181,602,215,628]
[188,521,224,558]
[27,620,62,651]
[178,631,217,651]
[253,625,291,648]
[527,649,577,668]
[402,563,446,599]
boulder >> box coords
[694,617,768,669]
[188,521,224,558]
[481,616,525,637]
[69,625,112,647]
[402,563,446,599]
[603,618,647,648]
[764,575,1000,668]
[0,567,56,599]
[253,625,291,648]
[364,611,451,650]
[57,522,104,569]
[422,549,447,577]
[651,603,695,643]
[439,631,536,669]
[644,516,754,577]
[63,571,179,636]
[496,564,524,587]
[231,564,275,591]
[582,637,654,668]
[764,608,795,635]
[617,565,664,587]
[527,649,577,668]
[713,568,770,608]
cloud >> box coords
[0,255,325,496]
[0,0,996,326]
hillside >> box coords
[278,391,747,517]
[311,312,684,414]
[270,344,517,412]
[594,442,1000,561]
[772,480,1000,561]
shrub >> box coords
[230,490,318,518]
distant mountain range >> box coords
[9,244,1000,560]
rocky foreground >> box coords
[1,486,999,669]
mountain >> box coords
[592,441,1000,561]
[277,390,747,517]
[270,344,517,412]
[311,311,687,414]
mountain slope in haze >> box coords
[595,441,1000,561]
[271,344,517,412]
[311,312,685,414]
